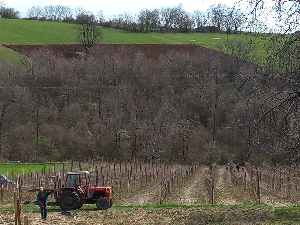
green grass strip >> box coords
[0,163,72,178]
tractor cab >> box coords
[65,171,90,187]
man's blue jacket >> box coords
[37,190,54,204]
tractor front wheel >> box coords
[96,197,109,210]
[58,191,80,211]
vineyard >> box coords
[0,161,300,224]
[0,160,197,206]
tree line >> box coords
[0,0,20,19]
[24,3,249,33]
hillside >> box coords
[0,18,299,225]
[0,18,265,59]
[0,18,296,168]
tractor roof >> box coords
[66,171,89,175]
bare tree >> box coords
[42,5,56,20]
[149,9,160,32]
[52,5,70,21]
[26,5,73,21]
[192,10,208,32]
[111,13,123,29]
[244,0,300,32]
[76,12,102,55]
[138,9,160,32]
[160,7,174,32]
[122,12,134,31]
[223,7,234,34]
[173,4,193,33]
[209,4,226,30]
[97,10,105,25]
[0,0,18,19]
[138,9,153,32]
[0,7,19,19]
[42,5,51,20]
[61,6,73,21]
[26,6,43,19]
[242,0,300,164]
[231,8,246,33]
[0,0,5,13]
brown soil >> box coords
[3,44,86,59]
[3,44,214,60]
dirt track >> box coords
[169,165,210,205]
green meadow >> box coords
[0,19,77,59]
[101,27,241,47]
[0,18,240,46]
[0,163,71,178]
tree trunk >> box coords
[0,102,7,155]
[36,107,39,160]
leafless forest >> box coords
[0,44,297,165]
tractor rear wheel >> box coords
[58,191,80,211]
[109,199,113,208]
[96,197,109,210]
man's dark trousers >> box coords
[40,204,47,220]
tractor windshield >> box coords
[66,174,79,187]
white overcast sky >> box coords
[7,0,241,18]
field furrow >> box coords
[214,166,239,205]
[168,165,210,205]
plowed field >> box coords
[3,44,212,60]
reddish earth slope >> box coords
[3,44,214,60]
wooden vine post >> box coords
[24,216,28,225]
[159,181,162,204]
[14,178,22,225]
[0,183,3,204]
[211,182,215,205]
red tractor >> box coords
[57,171,112,210]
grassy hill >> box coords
[0,19,77,58]
[0,18,263,59]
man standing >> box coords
[37,187,54,220]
